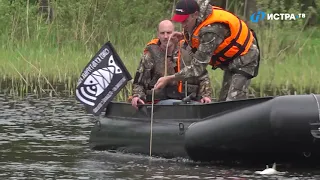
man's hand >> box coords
[200,96,212,103]
[154,75,175,90]
[131,97,145,110]
[170,31,184,44]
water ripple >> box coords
[0,94,319,179]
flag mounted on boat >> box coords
[76,41,132,116]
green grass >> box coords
[1,27,319,100]
[0,0,319,100]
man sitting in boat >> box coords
[130,19,213,109]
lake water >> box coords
[0,94,320,179]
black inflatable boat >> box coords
[89,94,320,164]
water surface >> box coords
[0,94,319,179]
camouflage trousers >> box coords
[218,40,260,102]
[218,71,252,101]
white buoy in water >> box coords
[255,163,281,175]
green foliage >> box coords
[0,0,173,50]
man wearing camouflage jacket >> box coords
[131,19,213,109]
[154,0,260,101]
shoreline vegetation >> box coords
[0,0,319,100]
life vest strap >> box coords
[230,68,254,79]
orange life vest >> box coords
[146,38,160,46]
[144,38,160,54]
[176,40,185,93]
[188,6,254,68]
[145,38,183,93]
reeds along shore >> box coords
[0,0,319,100]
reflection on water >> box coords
[0,94,319,179]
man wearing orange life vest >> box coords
[131,20,213,109]
[154,0,260,101]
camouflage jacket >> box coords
[174,0,259,80]
[132,41,212,101]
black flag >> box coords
[75,41,132,116]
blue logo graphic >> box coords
[250,11,266,23]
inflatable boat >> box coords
[89,94,320,164]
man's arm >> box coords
[174,24,229,80]
[197,70,213,98]
[132,51,154,101]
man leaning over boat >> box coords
[153,0,260,101]
[130,19,213,109]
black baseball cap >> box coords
[172,0,200,22]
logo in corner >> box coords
[250,11,266,23]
